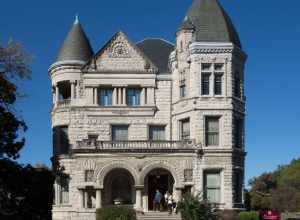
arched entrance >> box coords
[144,168,175,211]
[103,168,135,205]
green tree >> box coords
[0,41,54,220]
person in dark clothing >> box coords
[153,189,162,211]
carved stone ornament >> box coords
[109,41,131,58]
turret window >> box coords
[214,74,223,95]
[201,73,210,95]
[234,76,242,98]
[205,117,220,146]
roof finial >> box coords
[74,14,79,24]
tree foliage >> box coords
[0,41,54,219]
[249,158,300,212]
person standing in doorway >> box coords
[153,189,162,211]
[167,193,174,215]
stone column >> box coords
[79,189,84,208]
[118,88,122,105]
[55,85,59,103]
[71,81,75,99]
[122,88,127,105]
[94,88,98,105]
[135,186,143,210]
[142,195,148,212]
[84,190,88,208]
[141,88,145,106]
[113,88,117,105]
[175,188,182,202]
[96,189,102,209]
[148,87,155,105]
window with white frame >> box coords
[98,88,113,106]
[201,63,225,96]
[205,117,220,146]
[204,171,221,203]
[127,88,141,106]
[180,118,190,140]
[149,125,166,141]
[112,125,128,141]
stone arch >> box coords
[139,161,183,188]
[96,161,139,188]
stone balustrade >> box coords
[57,99,71,108]
[73,139,198,153]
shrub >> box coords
[177,194,217,220]
[238,211,259,220]
[96,207,137,220]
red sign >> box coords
[260,210,280,220]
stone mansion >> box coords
[49,0,247,219]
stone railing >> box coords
[72,139,198,153]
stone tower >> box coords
[49,1,247,220]
[170,0,247,209]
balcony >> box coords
[57,99,71,108]
[72,139,198,153]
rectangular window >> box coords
[234,171,243,204]
[180,118,190,140]
[202,63,212,71]
[204,171,221,203]
[234,119,244,148]
[98,88,113,106]
[127,88,141,106]
[53,126,69,155]
[60,177,69,204]
[184,169,193,182]
[205,117,220,146]
[180,84,186,98]
[85,170,94,182]
[214,74,223,95]
[235,77,241,98]
[149,125,166,141]
[112,125,128,141]
[202,74,210,95]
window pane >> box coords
[206,117,219,146]
[149,126,165,141]
[202,63,212,71]
[206,173,221,187]
[99,88,113,106]
[60,178,69,204]
[235,77,241,98]
[112,125,128,141]
[180,85,186,98]
[214,74,222,95]
[181,119,190,140]
[207,189,221,203]
[202,74,210,95]
[127,89,141,106]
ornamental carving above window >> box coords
[109,42,130,58]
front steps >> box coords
[137,212,182,220]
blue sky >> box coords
[1,0,300,184]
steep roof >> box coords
[56,17,94,62]
[136,39,174,74]
[179,0,242,48]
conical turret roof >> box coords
[56,17,93,62]
[179,0,242,48]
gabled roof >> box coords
[137,38,174,74]
[179,0,242,48]
[56,17,94,62]
[83,31,159,73]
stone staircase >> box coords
[137,212,182,220]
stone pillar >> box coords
[71,81,75,99]
[135,187,143,210]
[122,88,126,105]
[113,88,117,105]
[175,188,182,202]
[142,195,148,212]
[148,87,155,105]
[55,85,59,103]
[141,88,145,106]
[79,190,84,208]
[118,88,122,105]
[84,191,88,208]
[94,88,98,105]
[96,189,102,209]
